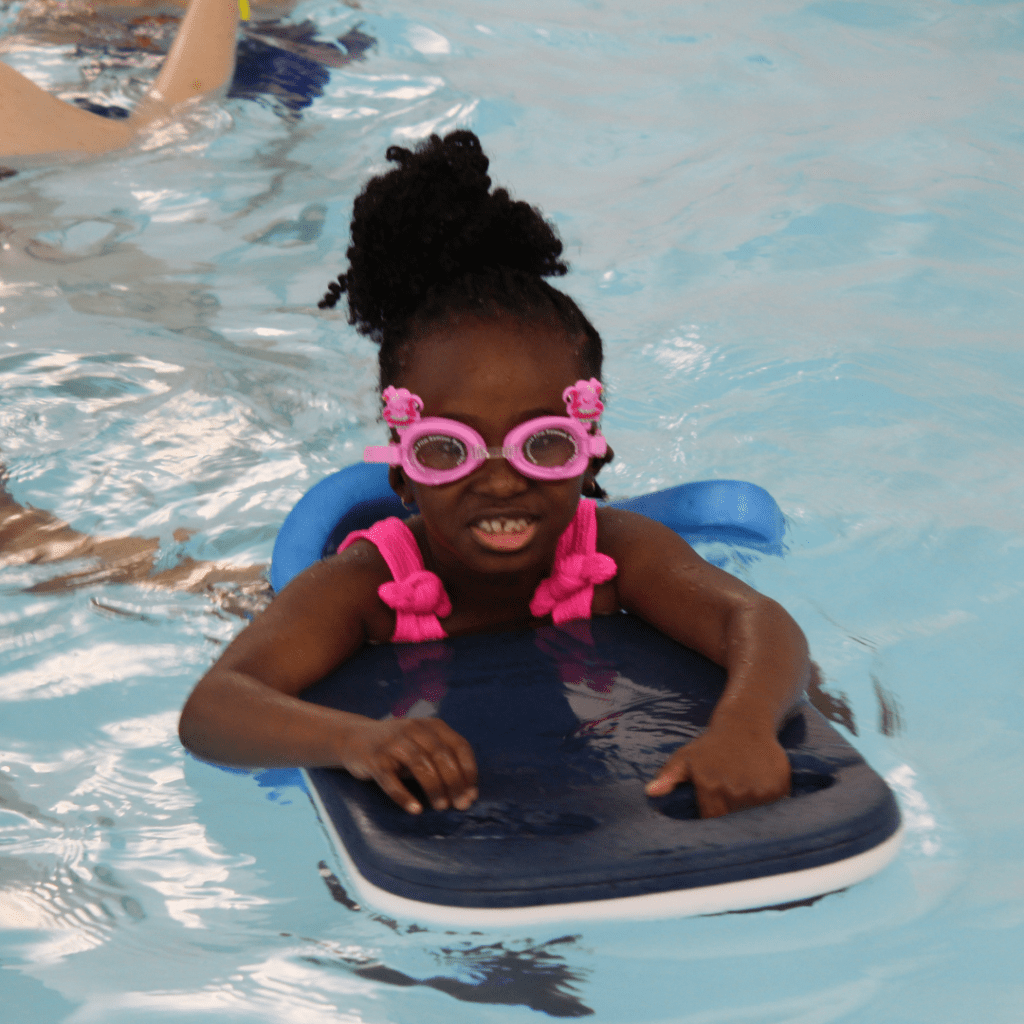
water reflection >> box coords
[0,771,144,959]
[307,864,594,1017]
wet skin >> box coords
[181,314,810,819]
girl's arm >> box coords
[597,507,810,818]
[179,546,479,814]
[0,0,238,158]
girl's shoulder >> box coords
[594,503,715,590]
[210,537,396,697]
[266,536,397,647]
[595,503,692,555]
[332,534,393,577]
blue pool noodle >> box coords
[270,464,786,592]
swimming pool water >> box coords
[2,0,1023,1020]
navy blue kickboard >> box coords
[301,614,901,910]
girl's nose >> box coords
[471,454,529,497]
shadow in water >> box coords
[806,660,858,735]
[311,862,594,1017]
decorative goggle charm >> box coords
[365,379,607,486]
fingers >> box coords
[692,759,792,818]
[695,784,733,820]
[646,740,791,818]
[372,764,425,815]
[444,724,479,792]
[364,719,478,814]
[397,721,477,812]
[644,755,690,797]
[694,776,789,819]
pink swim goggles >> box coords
[365,379,608,486]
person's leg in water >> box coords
[0,0,240,158]
[3,0,372,129]
[0,463,270,618]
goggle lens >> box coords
[412,434,468,471]
[523,428,578,468]
[366,414,604,484]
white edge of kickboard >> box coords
[303,772,905,927]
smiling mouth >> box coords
[470,516,538,553]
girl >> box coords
[179,130,811,820]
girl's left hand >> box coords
[645,728,792,818]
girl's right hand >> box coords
[338,718,478,814]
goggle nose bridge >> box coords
[467,444,520,461]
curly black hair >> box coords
[318,130,603,389]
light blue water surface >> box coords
[2,0,1023,1020]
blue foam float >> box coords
[270,466,901,923]
[270,463,787,593]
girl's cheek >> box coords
[419,503,464,556]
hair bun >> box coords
[336,130,569,339]
[323,130,604,404]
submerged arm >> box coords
[0,0,239,158]
[599,507,810,818]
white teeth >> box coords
[476,518,530,534]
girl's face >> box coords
[392,315,596,580]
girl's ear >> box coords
[389,466,415,504]
[583,446,614,500]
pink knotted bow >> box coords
[378,569,452,643]
[379,569,453,617]
[530,552,617,623]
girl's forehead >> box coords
[400,318,584,408]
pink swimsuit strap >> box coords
[338,499,617,643]
[529,499,617,623]
[338,518,451,642]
